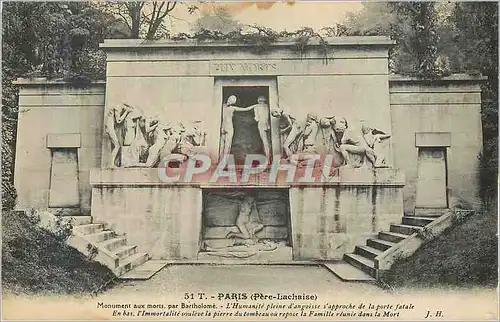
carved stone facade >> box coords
[13,38,485,261]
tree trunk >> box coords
[129,3,142,38]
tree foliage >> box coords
[389,2,440,77]
[342,2,444,77]
[451,3,498,206]
[192,6,242,34]
[1,2,121,211]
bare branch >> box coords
[115,10,132,31]
[146,2,158,35]
[160,1,177,20]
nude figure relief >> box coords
[201,193,278,258]
[105,101,207,168]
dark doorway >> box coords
[221,86,270,164]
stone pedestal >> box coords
[90,167,404,261]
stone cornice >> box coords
[100,36,395,49]
[389,74,488,83]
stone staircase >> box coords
[67,216,164,279]
[326,215,440,282]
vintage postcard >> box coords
[1,1,498,321]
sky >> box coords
[166,1,364,34]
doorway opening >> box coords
[221,86,271,164]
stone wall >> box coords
[290,168,404,260]
[389,75,484,213]
[101,37,395,162]
[90,179,202,259]
[13,80,105,213]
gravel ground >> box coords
[100,264,382,299]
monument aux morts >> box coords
[13,36,484,276]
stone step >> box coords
[115,253,149,276]
[355,245,382,260]
[343,253,376,278]
[323,262,375,282]
[73,223,106,235]
[402,216,435,227]
[69,216,92,226]
[85,230,117,243]
[113,245,138,259]
[99,236,127,251]
[390,224,423,236]
[414,207,449,217]
[366,238,395,251]
[120,260,169,280]
[378,231,408,243]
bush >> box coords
[380,210,497,288]
[2,210,117,295]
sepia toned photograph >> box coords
[1,1,498,320]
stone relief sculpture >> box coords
[201,192,278,258]
[361,120,391,168]
[331,116,376,168]
[289,113,320,166]
[178,120,208,157]
[226,195,264,240]
[271,110,319,162]
[105,102,207,168]
[104,103,132,168]
[219,95,258,160]
[105,101,392,169]
[120,105,145,167]
[272,109,392,169]
[247,96,272,162]
[142,119,174,167]
[271,108,296,158]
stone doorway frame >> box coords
[198,186,294,262]
[212,77,281,162]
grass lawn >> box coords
[380,209,498,289]
[2,210,117,295]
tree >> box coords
[192,6,241,34]
[102,1,199,39]
[451,3,498,206]
[389,2,440,77]
[342,2,442,77]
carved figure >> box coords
[271,108,300,159]
[158,123,187,164]
[104,103,132,167]
[246,96,272,162]
[141,120,173,167]
[331,116,376,168]
[289,113,319,166]
[361,121,391,168]
[272,111,318,161]
[220,95,258,160]
[120,104,144,167]
[226,195,264,241]
[178,120,208,157]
